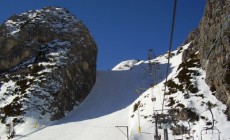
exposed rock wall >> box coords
[0,6,97,128]
[183,0,230,118]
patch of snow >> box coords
[4,20,24,35]
[28,12,37,19]
[4,7,80,37]
[0,80,17,106]
[112,60,138,71]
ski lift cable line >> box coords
[161,0,178,113]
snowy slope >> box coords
[16,66,152,140]
[11,43,230,140]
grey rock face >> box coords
[183,0,230,118]
[0,5,97,127]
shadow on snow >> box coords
[52,62,172,126]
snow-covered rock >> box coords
[0,6,97,139]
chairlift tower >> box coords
[148,49,154,73]
[148,49,159,86]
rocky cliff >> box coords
[0,6,97,138]
[182,0,230,118]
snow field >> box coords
[6,43,230,140]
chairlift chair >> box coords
[200,127,220,140]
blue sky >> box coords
[0,0,205,70]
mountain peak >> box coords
[3,6,79,37]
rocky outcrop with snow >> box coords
[129,43,230,140]
[183,0,230,119]
[0,6,97,139]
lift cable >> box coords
[161,0,178,113]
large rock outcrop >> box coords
[0,6,97,134]
[182,0,230,118]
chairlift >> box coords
[200,109,220,140]
[158,115,172,129]
[200,127,220,140]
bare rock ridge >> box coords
[0,5,97,129]
[182,0,230,118]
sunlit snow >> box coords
[6,43,228,140]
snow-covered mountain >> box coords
[0,0,229,139]
[0,6,97,139]
[5,43,228,140]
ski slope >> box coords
[13,43,230,140]
[17,64,153,140]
